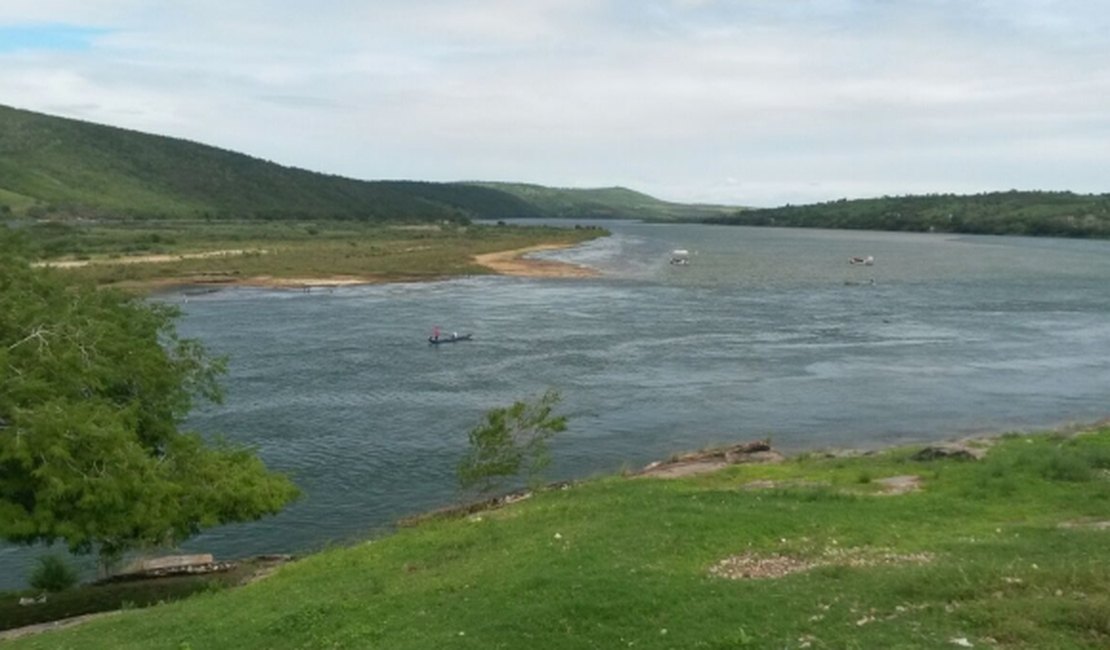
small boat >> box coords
[849,255,875,266]
[428,332,472,345]
[670,249,690,265]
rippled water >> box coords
[4,222,1110,589]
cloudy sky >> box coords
[1,1,1108,206]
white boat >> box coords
[849,255,875,266]
[670,249,690,265]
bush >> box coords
[458,390,567,494]
[29,555,80,592]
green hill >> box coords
[466,181,738,221]
[0,104,543,222]
[0,105,733,224]
[707,191,1110,238]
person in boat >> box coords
[432,326,440,342]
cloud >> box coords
[0,1,1108,205]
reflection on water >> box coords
[4,223,1110,589]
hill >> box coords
[466,181,738,221]
[0,105,731,224]
[706,191,1110,238]
[0,104,548,222]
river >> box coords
[3,221,1110,589]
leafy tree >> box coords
[0,234,298,564]
[458,390,568,494]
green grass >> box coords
[8,429,1110,648]
[23,221,605,290]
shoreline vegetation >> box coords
[4,423,1110,647]
[706,190,1110,239]
[24,221,606,292]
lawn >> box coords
[6,429,1110,649]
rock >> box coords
[638,439,783,478]
[911,444,985,461]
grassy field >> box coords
[6,428,1110,649]
[19,220,605,289]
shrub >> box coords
[458,390,567,494]
[29,555,80,592]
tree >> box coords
[457,390,567,494]
[0,235,298,563]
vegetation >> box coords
[0,238,299,563]
[27,556,79,593]
[707,190,1110,238]
[0,105,540,222]
[467,182,737,221]
[0,104,729,225]
[1,560,274,633]
[16,220,605,290]
[458,390,568,494]
[6,428,1110,648]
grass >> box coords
[6,429,1110,648]
[22,220,605,290]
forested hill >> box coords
[0,105,555,222]
[706,191,1110,238]
[0,105,734,223]
[466,181,737,221]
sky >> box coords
[1,1,1108,206]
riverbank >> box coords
[40,242,598,290]
[472,244,600,279]
[6,425,1110,648]
[30,221,606,292]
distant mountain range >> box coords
[0,104,733,223]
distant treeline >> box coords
[706,191,1110,239]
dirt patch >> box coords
[1058,519,1110,530]
[236,275,377,288]
[473,244,599,279]
[740,479,831,491]
[34,248,267,269]
[873,475,923,495]
[637,440,785,479]
[709,547,935,581]
[709,553,821,580]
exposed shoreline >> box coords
[51,241,598,292]
[471,243,599,279]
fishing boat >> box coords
[849,255,875,266]
[428,332,472,345]
[670,249,691,265]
